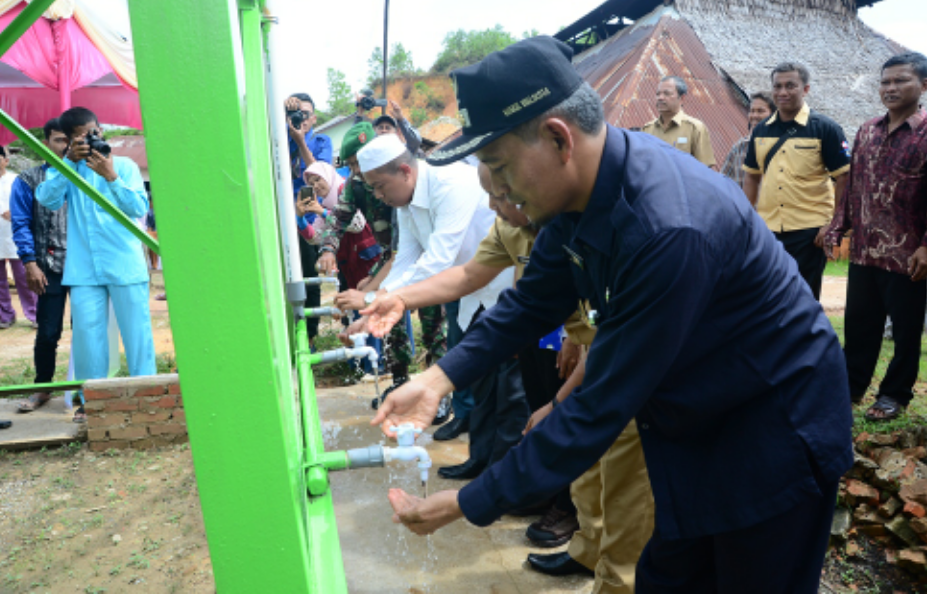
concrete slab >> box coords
[317,384,594,594]
[0,395,83,451]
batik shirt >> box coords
[825,109,927,274]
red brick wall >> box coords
[83,375,186,451]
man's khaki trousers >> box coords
[568,421,655,594]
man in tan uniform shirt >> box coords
[642,75,717,169]
[364,166,654,593]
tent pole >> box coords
[52,20,72,113]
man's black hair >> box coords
[59,107,99,138]
[290,93,316,111]
[883,52,927,81]
[0,145,6,158]
[43,117,63,141]
[771,62,811,85]
[750,91,776,113]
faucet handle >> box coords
[349,333,369,348]
[390,422,420,446]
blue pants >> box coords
[445,299,473,420]
[71,283,156,380]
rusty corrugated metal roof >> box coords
[575,13,748,163]
[432,12,750,163]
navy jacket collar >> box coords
[572,125,626,255]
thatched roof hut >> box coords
[556,0,905,160]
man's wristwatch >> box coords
[364,291,377,305]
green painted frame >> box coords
[126,1,350,591]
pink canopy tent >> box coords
[0,0,141,145]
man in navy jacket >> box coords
[372,36,852,593]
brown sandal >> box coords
[18,393,51,413]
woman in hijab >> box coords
[296,161,342,243]
[295,161,381,342]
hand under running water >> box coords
[388,488,463,536]
[360,293,407,338]
[370,366,452,436]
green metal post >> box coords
[0,0,56,58]
[0,380,84,397]
[126,1,352,592]
[0,110,159,254]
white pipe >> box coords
[263,11,305,304]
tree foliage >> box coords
[366,43,418,88]
[431,25,518,74]
[326,68,355,119]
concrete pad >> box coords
[317,384,594,594]
[0,395,83,451]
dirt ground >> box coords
[0,444,214,594]
[2,270,913,594]
[0,271,174,369]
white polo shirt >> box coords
[381,160,514,329]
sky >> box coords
[272,0,606,108]
[858,0,927,55]
[271,0,927,110]
[94,0,927,109]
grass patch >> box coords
[0,353,176,396]
[827,314,927,436]
[825,259,849,277]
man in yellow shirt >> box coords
[642,76,717,169]
[743,62,851,300]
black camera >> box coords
[84,131,111,156]
[356,89,387,111]
[288,109,308,130]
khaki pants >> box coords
[568,421,654,594]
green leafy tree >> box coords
[389,43,416,77]
[366,43,418,88]
[431,25,518,74]
[326,68,355,118]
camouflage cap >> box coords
[340,121,376,162]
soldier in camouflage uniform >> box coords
[319,123,446,382]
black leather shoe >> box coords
[506,498,553,517]
[527,552,594,577]
[433,415,468,440]
[431,397,451,426]
[437,459,485,480]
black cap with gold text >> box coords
[427,36,583,166]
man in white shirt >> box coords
[335,134,515,477]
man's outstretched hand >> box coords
[360,293,407,338]
[388,488,463,536]
[371,366,454,437]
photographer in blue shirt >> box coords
[371,37,852,594]
[284,92,332,196]
[36,107,155,391]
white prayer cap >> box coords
[357,133,408,173]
